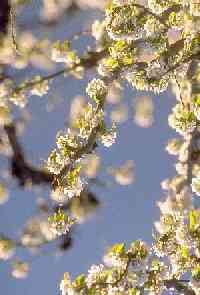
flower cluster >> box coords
[62,164,85,199]
[48,208,75,236]
[46,101,106,203]
[133,95,154,128]
[21,216,56,248]
[100,123,117,147]
[59,241,162,294]
[11,261,30,279]
[57,0,200,293]
[29,76,49,97]
[51,40,80,66]
[0,183,9,205]
[0,237,15,260]
[86,78,107,103]
[3,0,200,291]
[108,160,134,185]
[0,75,49,111]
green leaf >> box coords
[74,274,86,289]
[180,246,189,259]
[110,243,125,255]
[189,210,199,232]
[192,265,200,280]
[151,259,161,271]
[129,288,137,295]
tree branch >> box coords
[13,49,108,94]
[165,279,195,295]
[4,123,53,186]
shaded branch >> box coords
[164,279,195,295]
[4,123,53,186]
[0,0,10,35]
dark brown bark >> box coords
[0,0,10,35]
[4,124,54,186]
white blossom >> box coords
[100,125,117,147]
[30,79,49,97]
[86,264,105,287]
[10,91,28,108]
[0,183,9,205]
[86,78,107,102]
[63,177,85,199]
[11,261,29,279]
[0,239,15,260]
[109,160,134,185]
[192,176,200,196]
